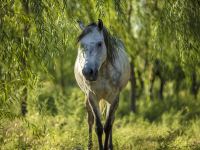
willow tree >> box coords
[124,0,200,101]
[1,0,199,121]
[155,0,200,97]
[0,0,130,118]
[0,0,71,118]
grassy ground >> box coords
[1,83,200,150]
[1,113,200,150]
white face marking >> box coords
[79,26,107,71]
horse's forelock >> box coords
[77,23,97,42]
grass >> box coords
[1,82,200,150]
[1,113,200,150]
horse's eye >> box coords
[97,42,102,47]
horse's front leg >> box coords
[104,95,119,150]
[86,99,94,150]
[88,93,103,150]
[105,103,113,150]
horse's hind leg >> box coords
[88,93,103,150]
[86,99,94,150]
[104,96,119,150]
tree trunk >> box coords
[21,0,30,116]
[137,69,144,97]
[191,69,199,99]
[159,78,165,100]
[60,55,65,94]
[149,69,155,100]
[130,59,136,113]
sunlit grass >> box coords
[1,112,200,150]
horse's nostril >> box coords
[82,67,94,76]
[94,69,98,76]
[82,67,98,81]
[89,69,93,75]
[82,68,89,77]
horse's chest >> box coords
[90,75,120,101]
[93,79,111,95]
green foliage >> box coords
[0,0,200,149]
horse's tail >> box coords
[99,99,107,116]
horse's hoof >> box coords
[109,143,113,150]
[103,145,113,150]
[109,146,113,150]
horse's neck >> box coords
[99,59,118,79]
[99,60,111,77]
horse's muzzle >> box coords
[82,67,98,81]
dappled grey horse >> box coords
[74,19,130,150]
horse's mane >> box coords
[77,23,118,65]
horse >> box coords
[74,19,130,150]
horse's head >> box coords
[77,19,108,81]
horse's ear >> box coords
[98,19,103,30]
[77,20,85,30]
